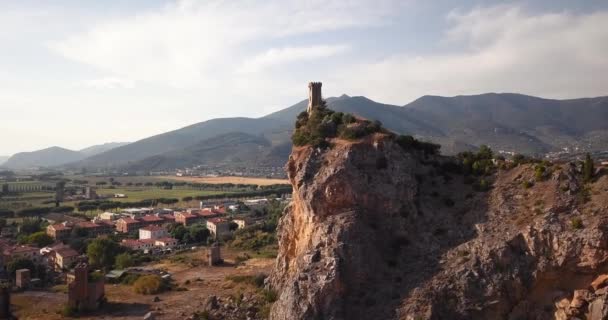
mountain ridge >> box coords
[33,92,608,171]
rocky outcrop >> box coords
[269,120,608,319]
[269,134,421,319]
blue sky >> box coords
[1,0,607,155]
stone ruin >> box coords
[208,243,222,266]
[15,269,30,289]
[68,263,105,312]
[307,82,323,114]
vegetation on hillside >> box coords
[292,103,440,155]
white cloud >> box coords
[334,5,608,104]
[49,0,395,88]
[82,77,135,89]
[238,45,349,73]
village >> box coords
[0,192,287,319]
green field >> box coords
[95,187,231,202]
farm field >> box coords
[95,188,231,202]
[161,176,289,186]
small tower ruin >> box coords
[307,82,323,114]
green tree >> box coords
[26,231,54,248]
[115,252,135,269]
[188,224,210,243]
[7,258,35,277]
[168,224,188,243]
[583,153,594,183]
[20,218,43,235]
[87,238,123,269]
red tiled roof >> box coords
[50,224,72,231]
[76,221,102,229]
[177,212,197,219]
[141,215,164,223]
[161,214,175,220]
[119,218,140,224]
[11,245,39,254]
[140,225,165,232]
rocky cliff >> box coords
[269,126,608,319]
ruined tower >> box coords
[307,82,323,114]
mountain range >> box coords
[5,93,608,171]
[2,142,129,170]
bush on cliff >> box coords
[292,104,440,156]
[292,103,384,148]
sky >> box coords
[1,0,607,156]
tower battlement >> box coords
[307,82,323,113]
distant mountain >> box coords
[0,156,9,166]
[67,92,608,171]
[79,142,130,157]
[125,132,288,171]
[403,93,608,154]
[3,147,86,169]
[4,142,131,170]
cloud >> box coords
[49,0,395,88]
[334,5,608,104]
[238,45,349,73]
[82,77,135,89]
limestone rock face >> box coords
[269,134,419,320]
[269,131,608,320]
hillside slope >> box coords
[124,132,289,171]
[3,147,85,169]
[79,142,130,157]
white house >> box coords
[139,225,168,240]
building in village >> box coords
[46,220,113,240]
[53,247,80,271]
[206,218,230,238]
[139,225,168,240]
[174,212,200,226]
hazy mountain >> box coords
[3,147,86,169]
[68,93,608,171]
[403,93,608,154]
[0,156,8,166]
[73,117,293,169]
[79,142,130,157]
[124,132,288,171]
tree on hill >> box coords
[26,231,54,248]
[114,252,135,269]
[87,238,124,270]
[7,258,35,277]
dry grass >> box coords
[162,176,289,186]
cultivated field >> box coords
[162,176,289,186]
[94,188,230,202]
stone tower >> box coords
[307,82,322,114]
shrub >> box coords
[133,275,165,295]
[571,217,583,230]
[61,304,78,317]
[522,181,534,189]
[261,289,278,303]
[226,273,266,288]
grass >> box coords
[95,187,229,202]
